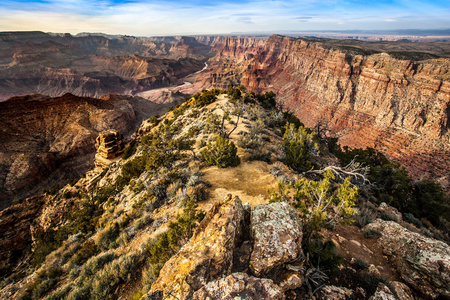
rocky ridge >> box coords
[364,219,450,299]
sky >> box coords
[0,0,449,36]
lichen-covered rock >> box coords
[364,219,450,299]
[378,202,402,222]
[316,285,354,300]
[369,283,397,300]
[192,272,285,300]
[250,202,303,276]
[148,195,244,300]
[390,281,415,300]
[278,271,304,292]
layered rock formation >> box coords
[364,219,450,298]
[0,196,46,279]
[200,35,450,188]
[0,32,210,100]
[0,93,161,208]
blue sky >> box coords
[0,0,449,36]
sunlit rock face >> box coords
[203,35,450,189]
[364,219,450,299]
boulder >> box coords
[368,283,397,300]
[192,272,285,300]
[250,202,303,276]
[148,195,244,299]
[278,271,304,292]
[390,281,415,300]
[378,202,402,222]
[364,219,450,299]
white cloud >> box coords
[0,0,449,35]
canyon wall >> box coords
[0,93,163,208]
[0,32,210,100]
[203,35,450,186]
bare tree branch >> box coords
[302,158,371,187]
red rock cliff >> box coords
[207,35,450,186]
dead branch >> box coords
[302,158,371,187]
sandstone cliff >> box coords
[201,35,450,187]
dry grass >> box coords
[202,160,277,208]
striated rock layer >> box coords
[0,93,162,209]
[0,32,210,100]
[201,35,450,188]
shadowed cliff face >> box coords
[203,35,450,188]
[0,93,164,209]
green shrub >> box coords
[201,135,240,168]
[90,252,140,300]
[32,279,57,299]
[194,90,217,107]
[122,145,136,159]
[31,226,69,268]
[306,239,342,271]
[363,228,382,239]
[148,115,160,126]
[147,201,205,277]
[353,205,377,228]
[44,283,73,300]
[295,170,358,242]
[70,240,99,267]
[352,257,370,270]
[282,123,319,172]
[66,285,91,300]
[133,214,153,231]
[404,213,423,228]
[77,252,118,284]
[411,179,450,227]
[359,272,390,296]
[96,223,120,251]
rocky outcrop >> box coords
[369,283,397,300]
[94,130,125,168]
[316,285,355,300]
[192,272,285,300]
[390,281,416,300]
[0,93,160,209]
[0,196,45,278]
[250,202,303,276]
[364,219,450,299]
[148,195,244,299]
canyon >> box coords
[1,31,449,210]
[199,35,450,188]
[0,32,209,100]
